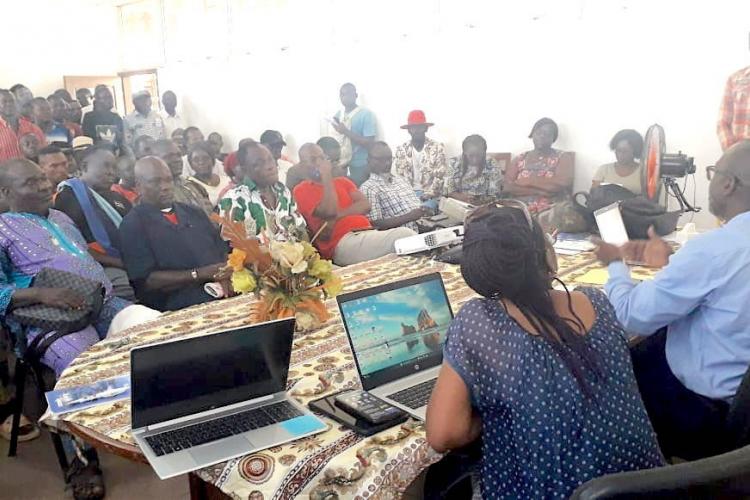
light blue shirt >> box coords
[605,210,750,401]
[335,107,376,170]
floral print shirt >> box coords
[444,155,502,200]
[392,137,448,197]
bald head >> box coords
[710,140,750,220]
[298,143,328,178]
[135,156,174,209]
[722,141,750,183]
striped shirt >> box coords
[718,65,750,151]
[0,117,47,163]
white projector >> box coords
[438,197,475,222]
[395,226,465,255]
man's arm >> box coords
[336,187,370,218]
[603,245,717,335]
[718,75,736,151]
[370,209,423,230]
[88,249,124,269]
[311,161,339,220]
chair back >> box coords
[569,444,750,499]
[725,364,750,449]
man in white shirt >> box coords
[260,129,293,184]
[161,90,184,136]
[123,90,166,146]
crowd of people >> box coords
[0,71,749,499]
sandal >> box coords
[65,453,106,500]
[0,413,41,442]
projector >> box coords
[394,226,464,255]
[438,197,475,222]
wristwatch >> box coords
[191,269,199,281]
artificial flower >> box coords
[301,241,317,258]
[295,310,317,331]
[308,257,333,279]
[270,241,307,273]
[323,275,343,297]
[227,248,248,272]
[231,268,256,294]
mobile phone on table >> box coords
[308,390,407,436]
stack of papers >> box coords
[554,239,595,255]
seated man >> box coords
[120,157,231,311]
[31,97,71,146]
[286,137,346,192]
[360,142,427,232]
[150,138,213,216]
[0,158,131,375]
[218,142,307,240]
[444,134,502,205]
[54,146,135,301]
[133,134,156,159]
[112,154,138,204]
[260,129,294,184]
[208,131,227,162]
[593,140,750,460]
[293,143,415,266]
[37,145,70,189]
[392,110,447,208]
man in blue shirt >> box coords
[594,140,750,459]
[331,83,377,186]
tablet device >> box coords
[594,202,629,246]
[308,391,408,436]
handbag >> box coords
[11,268,105,334]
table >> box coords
[49,252,601,500]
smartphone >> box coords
[308,391,408,436]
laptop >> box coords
[130,318,327,479]
[337,273,454,420]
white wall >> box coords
[0,1,120,95]
[3,1,750,229]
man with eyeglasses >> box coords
[594,140,750,460]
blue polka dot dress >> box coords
[444,287,664,499]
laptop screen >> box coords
[131,319,295,429]
[337,273,453,391]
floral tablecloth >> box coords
[50,252,598,500]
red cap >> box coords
[401,110,434,129]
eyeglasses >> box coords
[466,199,534,230]
[706,165,744,185]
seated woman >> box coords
[504,117,574,214]
[186,141,230,206]
[444,135,502,205]
[426,202,664,499]
[592,129,644,195]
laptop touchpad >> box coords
[189,436,253,464]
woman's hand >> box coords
[36,288,86,310]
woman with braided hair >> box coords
[426,202,663,499]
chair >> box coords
[5,324,69,477]
[487,152,512,175]
[724,364,750,450]
[569,444,750,499]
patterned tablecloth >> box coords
[50,252,599,500]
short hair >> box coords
[316,136,340,150]
[31,97,48,106]
[37,145,64,159]
[208,132,222,141]
[171,128,185,138]
[76,88,91,97]
[462,134,487,151]
[187,141,216,163]
[79,144,115,166]
[609,129,644,159]
[47,94,64,103]
[371,140,390,150]
[94,84,109,94]
[184,126,202,137]
[237,141,262,166]
[53,89,73,102]
[0,89,13,99]
[340,82,356,92]
[9,84,27,94]
[528,117,559,142]
[151,139,178,156]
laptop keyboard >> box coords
[145,401,302,457]
[387,379,437,409]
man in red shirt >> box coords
[293,143,415,266]
[0,89,47,163]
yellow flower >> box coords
[231,268,256,294]
[323,275,343,298]
[227,248,248,272]
[295,310,316,331]
[270,241,307,274]
[308,258,333,279]
[301,241,317,259]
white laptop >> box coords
[336,273,454,420]
[130,318,326,479]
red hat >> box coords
[401,110,434,129]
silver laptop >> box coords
[130,318,326,479]
[337,273,454,420]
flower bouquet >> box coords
[211,213,343,331]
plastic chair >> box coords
[569,444,750,499]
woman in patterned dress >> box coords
[504,117,575,214]
[426,202,664,499]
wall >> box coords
[0,1,120,96]
[3,1,750,229]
